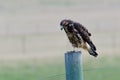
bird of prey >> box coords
[60,19,98,57]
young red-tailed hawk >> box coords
[60,19,98,57]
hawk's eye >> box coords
[64,22,69,26]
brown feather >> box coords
[60,19,98,57]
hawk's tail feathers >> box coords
[88,42,96,51]
[88,48,98,57]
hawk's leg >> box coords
[72,47,79,52]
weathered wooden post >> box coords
[65,51,83,80]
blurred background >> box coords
[0,0,120,80]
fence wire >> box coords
[37,66,120,80]
[39,73,65,80]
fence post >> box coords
[65,51,83,80]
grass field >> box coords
[0,54,120,80]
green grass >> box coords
[83,56,120,80]
[0,59,65,80]
[0,55,120,80]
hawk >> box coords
[60,19,98,57]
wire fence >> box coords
[37,66,120,80]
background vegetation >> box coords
[0,0,120,80]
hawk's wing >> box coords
[73,22,96,51]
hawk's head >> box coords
[60,19,74,30]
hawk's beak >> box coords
[60,26,63,30]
